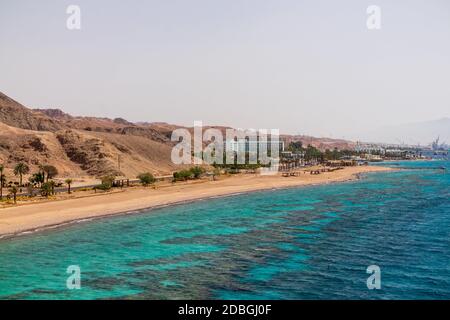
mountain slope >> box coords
[0,92,180,178]
[0,121,179,178]
[34,108,170,143]
[0,92,64,131]
[0,122,84,177]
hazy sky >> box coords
[1,0,449,139]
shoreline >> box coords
[0,166,393,240]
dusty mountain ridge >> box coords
[0,91,355,178]
[0,92,63,131]
[0,92,178,177]
[34,107,171,143]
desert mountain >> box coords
[281,134,355,151]
[0,91,356,179]
[0,92,180,178]
[0,92,63,131]
[34,108,171,143]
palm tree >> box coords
[38,164,45,181]
[8,186,18,204]
[30,172,45,187]
[48,180,56,195]
[14,162,30,191]
[65,179,73,194]
[0,164,4,200]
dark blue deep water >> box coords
[0,161,449,299]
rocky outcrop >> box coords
[56,130,122,177]
[0,92,64,132]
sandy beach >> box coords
[0,166,392,238]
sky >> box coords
[0,0,449,140]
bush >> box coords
[40,182,52,197]
[189,166,204,179]
[172,167,206,182]
[100,175,115,188]
[95,183,112,191]
[137,172,156,186]
[76,187,91,192]
[173,169,192,182]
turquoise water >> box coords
[0,161,449,299]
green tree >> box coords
[40,182,52,197]
[42,165,58,182]
[189,166,204,179]
[97,175,115,190]
[304,145,323,163]
[14,162,30,190]
[173,170,192,182]
[29,172,45,187]
[0,164,4,200]
[65,179,73,194]
[137,173,155,186]
[288,141,303,152]
[8,186,18,204]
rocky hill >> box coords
[281,134,356,151]
[0,91,356,179]
[34,108,170,143]
[0,92,64,131]
[0,92,180,178]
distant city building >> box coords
[280,151,304,160]
[224,138,285,154]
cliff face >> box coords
[0,92,179,177]
[0,92,64,131]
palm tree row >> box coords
[0,162,75,205]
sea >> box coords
[0,160,449,299]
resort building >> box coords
[224,138,285,154]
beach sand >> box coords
[0,166,392,238]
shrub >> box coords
[189,166,204,179]
[40,182,52,197]
[95,183,112,191]
[100,175,115,188]
[173,169,192,182]
[137,172,156,186]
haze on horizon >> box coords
[0,0,449,143]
